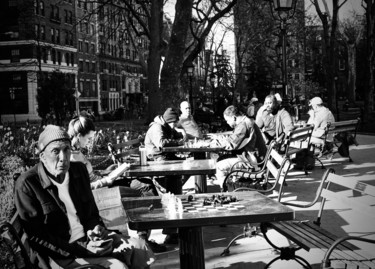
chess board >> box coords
[181,197,246,213]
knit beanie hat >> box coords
[163,108,179,123]
[38,125,71,152]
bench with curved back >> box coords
[260,168,375,269]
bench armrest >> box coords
[279,168,334,207]
[322,236,375,269]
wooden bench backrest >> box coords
[108,137,143,164]
[283,126,313,153]
[318,170,375,222]
[265,149,292,200]
[327,118,360,135]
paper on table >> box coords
[107,162,131,180]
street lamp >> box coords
[186,61,195,110]
[9,87,16,125]
[267,0,297,98]
[209,74,215,109]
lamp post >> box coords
[186,61,195,110]
[9,87,16,125]
[209,74,215,110]
[267,0,297,98]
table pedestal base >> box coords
[179,227,205,269]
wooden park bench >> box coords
[338,107,362,122]
[0,213,105,269]
[314,118,360,168]
[260,169,375,269]
[220,147,292,255]
[280,125,314,175]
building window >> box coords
[69,32,73,45]
[78,40,82,51]
[85,42,89,53]
[40,1,45,16]
[91,61,96,73]
[69,11,73,24]
[51,49,56,64]
[34,0,38,14]
[41,25,45,39]
[11,49,20,62]
[71,53,74,65]
[42,48,47,63]
[79,60,83,72]
[57,51,61,65]
[56,29,60,43]
[85,61,90,72]
[91,43,95,54]
[66,52,70,65]
[35,24,39,38]
[51,28,55,43]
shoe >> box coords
[164,233,179,245]
[146,239,167,253]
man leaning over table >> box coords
[144,107,187,244]
[14,125,154,269]
[211,105,267,191]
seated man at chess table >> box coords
[210,105,267,190]
[144,107,187,244]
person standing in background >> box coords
[177,101,203,139]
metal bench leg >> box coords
[314,156,326,169]
[260,223,312,269]
[220,224,262,256]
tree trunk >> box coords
[147,0,164,122]
[364,0,375,116]
[347,44,356,102]
[160,0,193,110]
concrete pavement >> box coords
[129,134,375,269]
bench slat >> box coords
[269,222,372,268]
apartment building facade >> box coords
[0,0,147,122]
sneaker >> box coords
[164,233,179,245]
[146,239,167,253]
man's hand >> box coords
[87,238,113,256]
[87,225,109,241]
[174,127,188,141]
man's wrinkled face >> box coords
[180,102,191,117]
[264,97,277,114]
[224,115,236,128]
[40,140,71,177]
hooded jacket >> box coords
[144,115,183,159]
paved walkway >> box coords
[127,134,375,269]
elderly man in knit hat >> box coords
[144,107,187,244]
[307,96,335,148]
[14,125,154,269]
